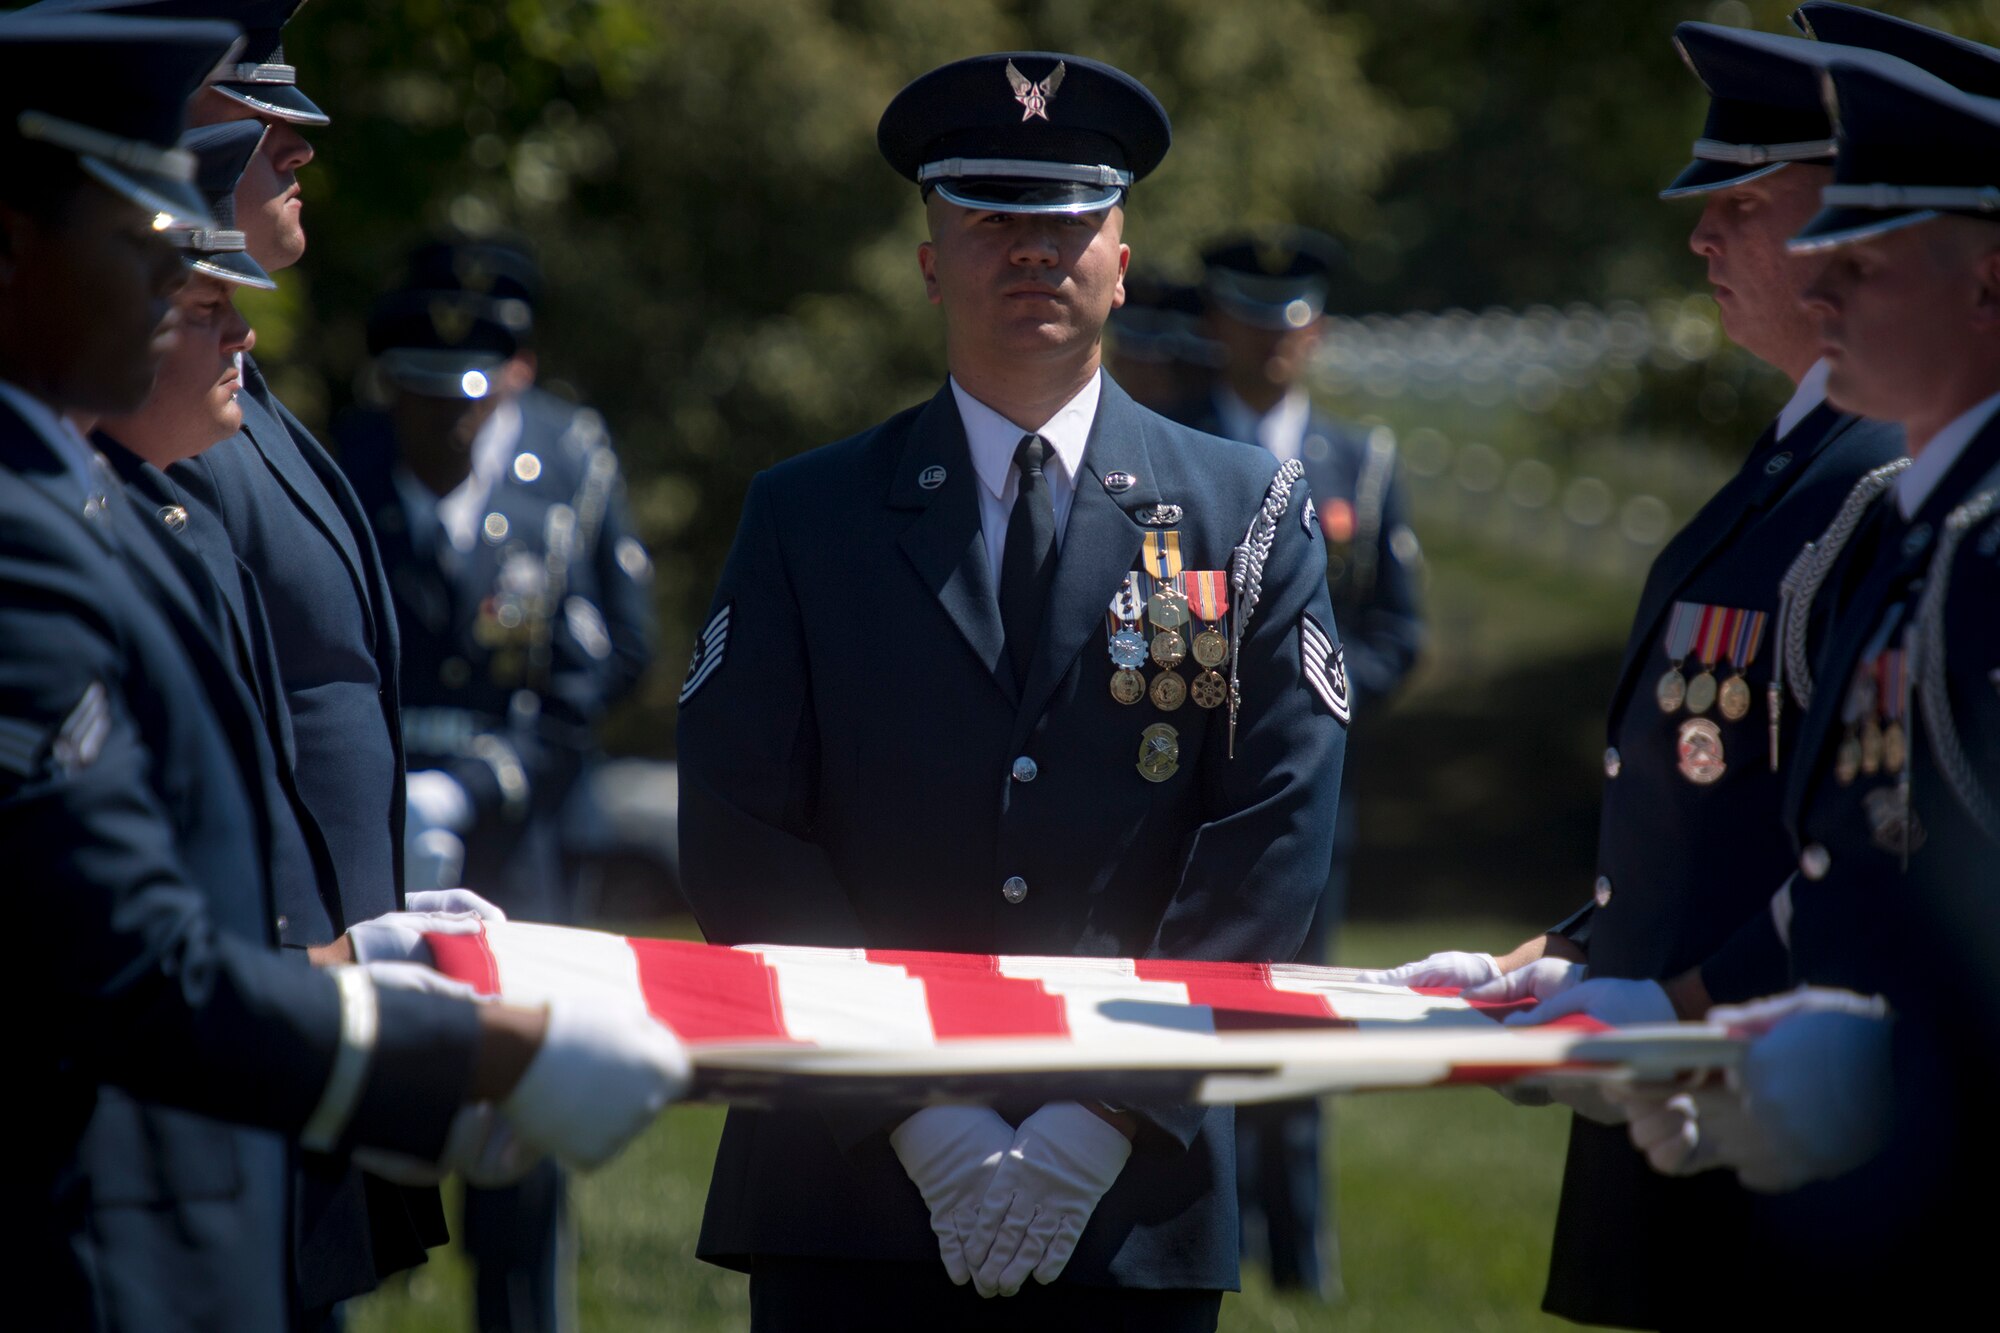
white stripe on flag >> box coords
[1264,964,1493,1029]
[997,956,1216,1045]
[738,945,937,1048]
[485,921,651,1019]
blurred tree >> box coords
[273,0,1419,749]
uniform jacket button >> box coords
[1593,876,1613,907]
[1800,844,1831,881]
[1011,756,1038,783]
[275,914,289,935]
[1604,747,1621,778]
[1002,876,1028,904]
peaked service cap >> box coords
[1200,227,1344,330]
[178,118,274,288]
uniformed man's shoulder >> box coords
[523,388,613,462]
[1138,403,1284,507]
[1818,412,1907,473]
[757,397,933,499]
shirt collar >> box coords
[1214,385,1311,460]
[1898,388,2000,520]
[1775,358,1830,440]
[952,371,1100,501]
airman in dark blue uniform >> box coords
[0,17,505,1328]
[337,244,656,1333]
[677,52,1346,1333]
[1175,227,1424,1301]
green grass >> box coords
[350,919,1606,1332]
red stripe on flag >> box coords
[427,929,501,997]
[1132,960,1353,1031]
[631,939,793,1044]
[868,949,1070,1038]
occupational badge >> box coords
[1676,716,1726,785]
[1136,722,1180,782]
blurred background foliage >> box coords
[256,0,2000,921]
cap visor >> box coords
[1208,291,1325,331]
[190,250,277,291]
[1658,158,1793,199]
[78,157,213,230]
[932,179,1123,215]
[1788,206,1941,253]
[214,81,331,127]
[379,350,506,399]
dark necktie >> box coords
[999,433,1057,688]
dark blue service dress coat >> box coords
[1539,404,1902,1330]
[677,376,1348,1293]
[337,387,655,922]
[0,401,481,1332]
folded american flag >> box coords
[429,923,1737,1107]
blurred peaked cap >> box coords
[23,0,328,125]
[367,289,529,399]
[0,12,244,229]
[1200,227,1343,330]
[878,51,1170,215]
[1664,24,1845,198]
[1791,54,2000,252]
[402,238,542,309]
[1794,3,2000,97]
[177,119,274,288]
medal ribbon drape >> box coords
[1000,433,1057,689]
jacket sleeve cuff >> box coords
[338,986,483,1159]
[1547,900,1595,950]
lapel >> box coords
[1013,377,1160,737]
[1784,415,2000,829]
[892,385,1017,707]
[237,356,370,599]
[1606,407,1846,730]
[0,402,117,556]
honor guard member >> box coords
[1613,53,2000,1317]
[0,17,688,1332]
[1104,271,1216,418]
[1360,20,1945,1331]
[677,52,1347,1332]
[336,248,655,1333]
[1178,226,1422,1302]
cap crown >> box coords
[0,12,241,155]
[1796,2,2000,96]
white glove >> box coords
[1352,950,1502,989]
[966,1102,1132,1297]
[354,1101,543,1188]
[406,769,473,833]
[502,1001,690,1169]
[1617,988,1893,1192]
[360,958,485,1001]
[889,1106,1016,1286]
[347,909,486,966]
[405,888,508,921]
[1507,976,1674,1028]
[1463,957,1584,1005]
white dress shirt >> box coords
[1775,358,1831,440]
[400,396,524,553]
[1214,385,1311,464]
[0,378,99,507]
[1898,388,2000,519]
[952,372,1101,582]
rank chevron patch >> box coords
[1300,613,1350,725]
[679,603,731,705]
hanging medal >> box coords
[1835,657,1874,786]
[1657,601,1701,713]
[1143,529,1188,675]
[1106,571,1148,705]
[1879,644,1908,776]
[1185,569,1231,709]
[1716,609,1767,722]
[1683,605,1733,716]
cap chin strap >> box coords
[16,110,195,182]
[1820,183,2000,212]
[918,157,1133,188]
[228,60,298,85]
[1692,136,1836,166]
[175,227,247,253]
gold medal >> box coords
[1835,734,1863,786]
[1150,671,1186,711]
[1685,670,1718,716]
[1151,630,1186,669]
[1882,720,1907,775]
[1190,670,1228,709]
[1676,717,1726,785]
[1110,668,1145,705]
[1192,629,1229,669]
[1656,667,1687,714]
[1859,718,1883,775]
[1718,674,1751,722]
[1137,722,1180,783]
[1148,586,1189,630]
